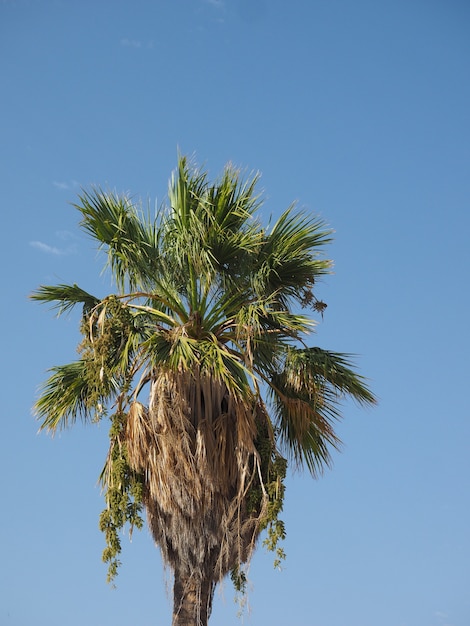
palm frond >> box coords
[30,283,100,316]
[204,167,263,273]
[283,347,377,407]
[253,206,333,307]
[75,189,162,292]
[199,337,253,398]
[268,379,339,476]
[168,155,208,231]
[269,347,376,475]
[165,158,265,314]
[209,165,262,229]
[34,360,99,432]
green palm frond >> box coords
[199,337,253,396]
[268,377,340,475]
[208,165,261,229]
[30,283,100,316]
[34,360,104,432]
[142,331,174,369]
[204,167,263,273]
[166,159,265,313]
[76,189,162,292]
[168,155,208,231]
[284,347,377,406]
[269,347,376,475]
[253,207,333,307]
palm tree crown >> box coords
[32,156,376,626]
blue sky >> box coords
[2,1,469,624]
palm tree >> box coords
[32,155,376,626]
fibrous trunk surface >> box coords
[172,569,214,626]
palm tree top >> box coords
[31,155,376,603]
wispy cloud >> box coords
[53,181,70,190]
[435,611,454,626]
[199,0,226,25]
[120,37,142,48]
[30,233,78,256]
[30,241,63,255]
[56,230,77,242]
[53,180,79,191]
[120,37,154,49]
[119,37,153,50]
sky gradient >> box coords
[1,1,469,625]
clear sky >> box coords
[2,1,469,625]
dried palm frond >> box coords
[126,369,269,583]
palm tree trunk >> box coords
[172,570,214,626]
